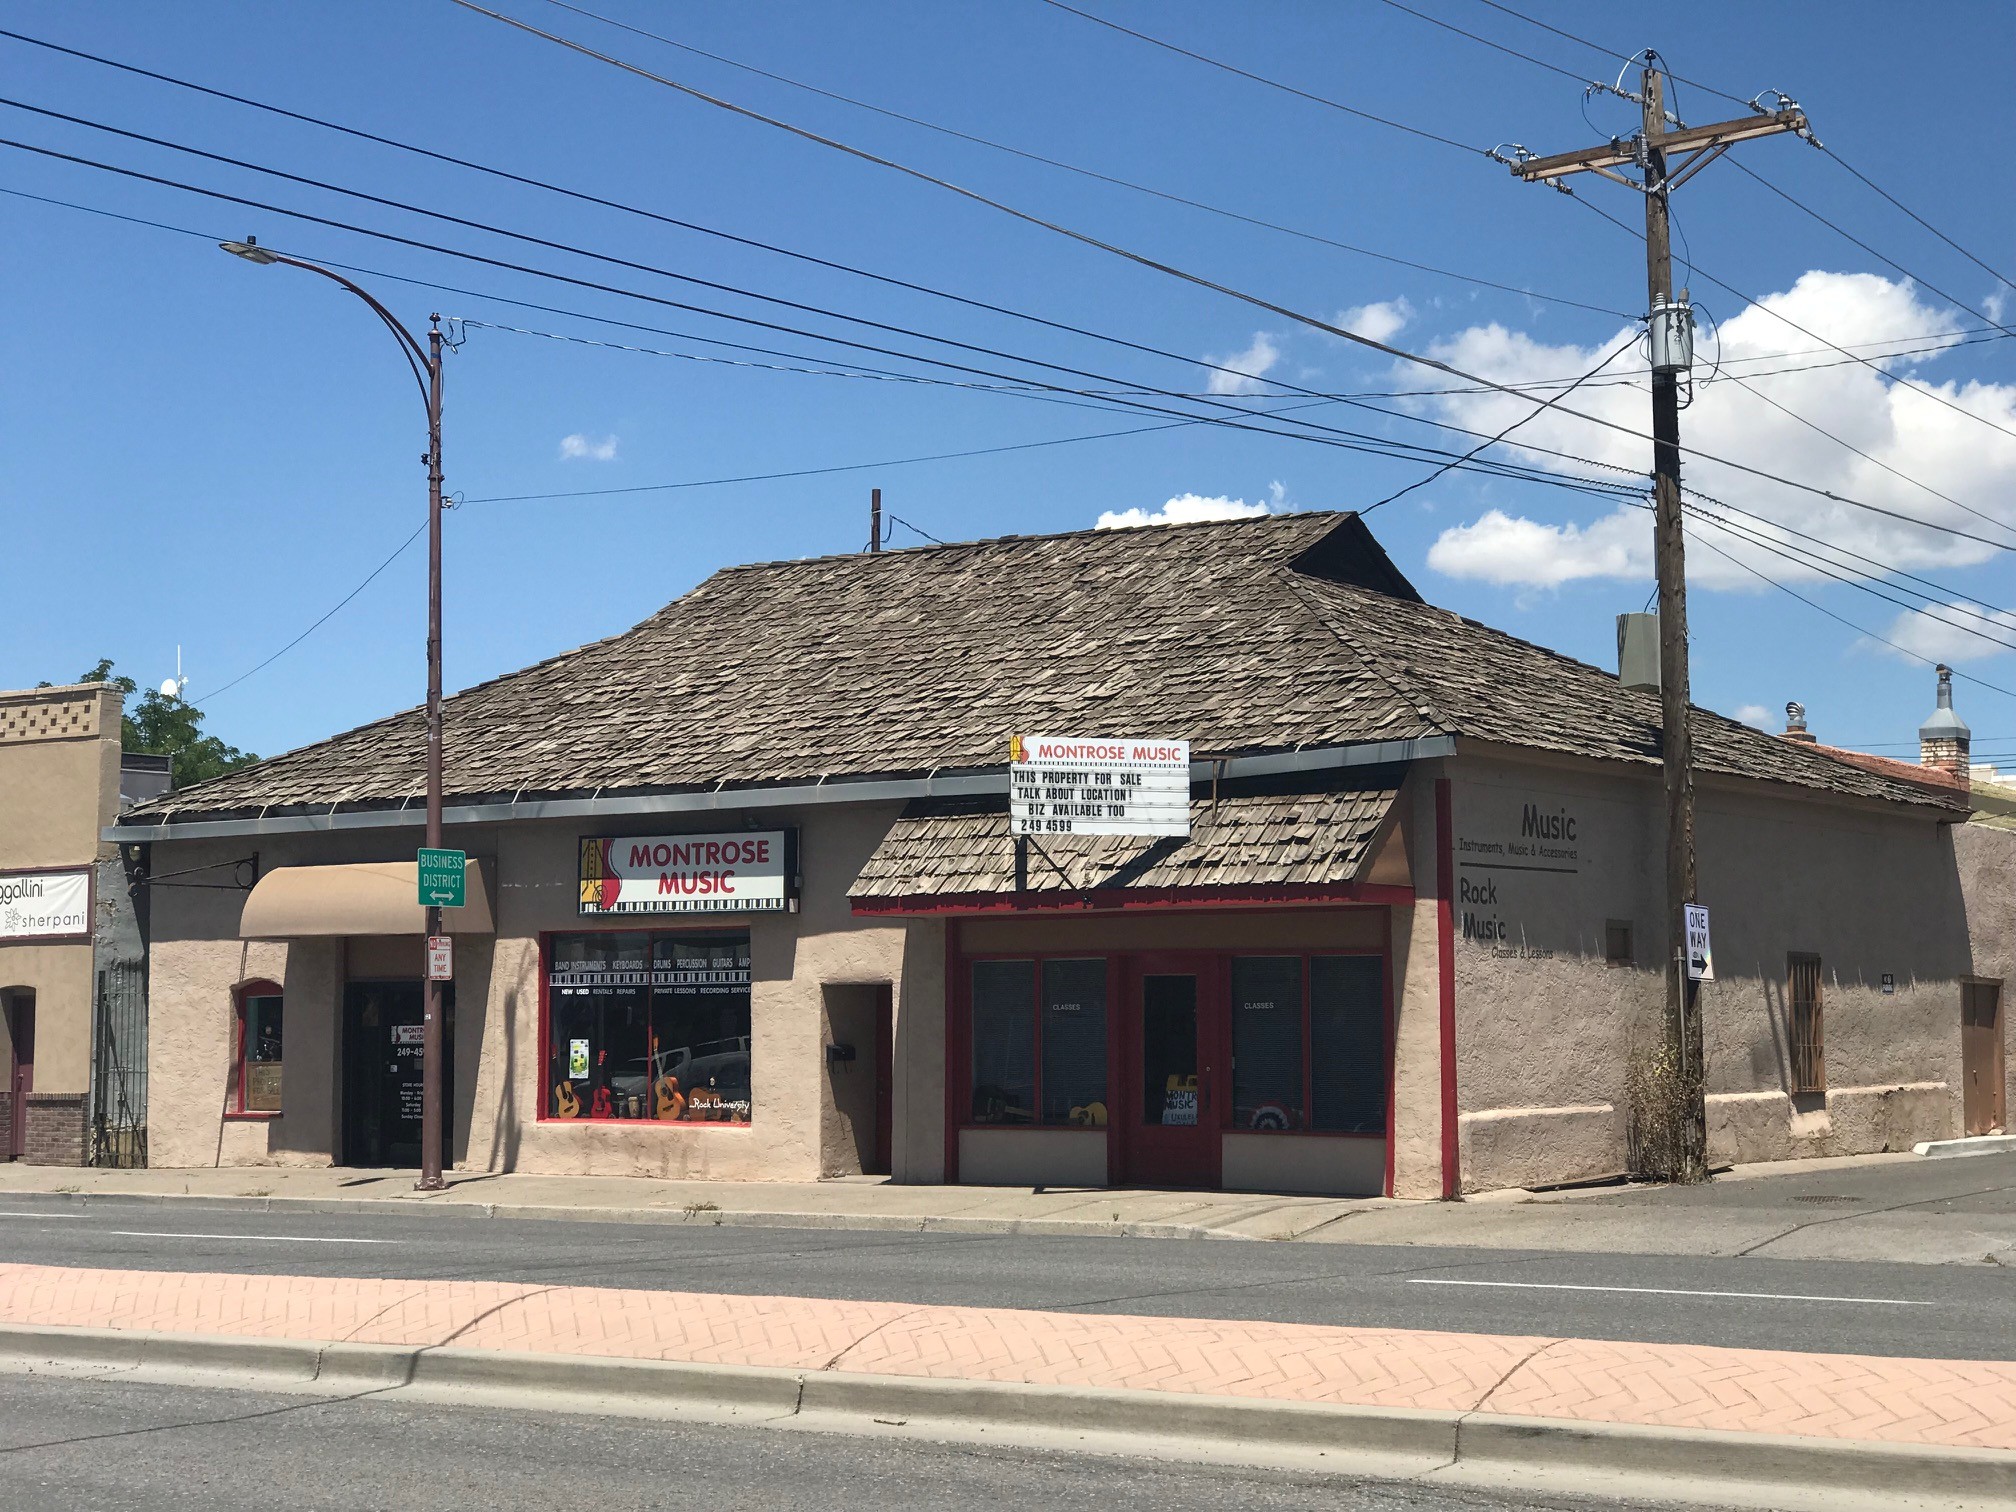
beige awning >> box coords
[239,860,494,939]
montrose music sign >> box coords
[1009,735,1191,838]
[578,832,792,916]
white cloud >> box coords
[1734,704,1774,729]
[1426,508,1648,587]
[1268,479,1287,505]
[1987,289,2009,325]
[559,432,618,462]
[1097,493,1272,530]
[1878,601,2016,663]
[1203,332,1281,395]
[1411,271,2016,594]
[1335,296,1414,345]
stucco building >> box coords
[110,513,2011,1195]
[1,682,151,1165]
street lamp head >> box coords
[219,237,279,265]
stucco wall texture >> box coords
[1451,752,2007,1190]
[145,803,937,1182]
[0,684,125,1105]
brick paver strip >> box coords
[2,1263,2012,1451]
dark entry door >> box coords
[1120,956,1220,1188]
[3,994,31,1162]
[1964,982,2006,1136]
[342,982,452,1167]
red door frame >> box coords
[1115,951,1223,1189]
[4,993,33,1162]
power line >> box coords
[1362,331,1640,513]
[514,4,1631,319]
[1033,0,1483,156]
[1457,3,2016,292]
[440,2,2016,557]
[197,521,427,704]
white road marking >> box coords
[0,1211,86,1219]
[105,1231,397,1245]
[1408,1278,1931,1306]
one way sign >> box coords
[1684,903,1714,982]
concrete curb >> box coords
[0,1188,1256,1241]
[1,1323,2010,1511]
[1916,1135,2016,1159]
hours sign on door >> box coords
[1009,735,1190,837]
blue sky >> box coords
[5,0,2013,765]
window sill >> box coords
[224,1111,283,1122]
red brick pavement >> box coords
[1,1263,2011,1451]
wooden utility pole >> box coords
[1510,59,1809,1180]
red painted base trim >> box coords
[1434,778,1459,1200]
[855,882,1413,917]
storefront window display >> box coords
[970,958,1108,1126]
[1231,953,1386,1134]
[547,930,752,1123]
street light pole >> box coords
[220,236,450,1192]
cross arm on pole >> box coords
[1509,108,1809,184]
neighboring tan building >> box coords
[0,682,143,1164]
[109,513,2013,1195]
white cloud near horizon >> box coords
[1413,271,2016,600]
[559,432,618,461]
[1734,703,1774,729]
[1097,493,1272,529]
[1203,332,1281,395]
[1335,296,1414,345]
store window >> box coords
[1230,954,1386,1135]
[235,983,283,1115]
[969,958,1108,1127]
[546,931,752,1122]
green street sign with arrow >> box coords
[418,848,466,909]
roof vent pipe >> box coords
[1782,702,1816,744]
[1617,612,1660,693]
[1920,663,1971,777]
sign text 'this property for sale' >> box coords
[1009,735,1190,838]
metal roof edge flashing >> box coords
[104,735,1457,844]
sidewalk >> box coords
[2,1260,2012,1509]
[4,1152,2013,1265]
[0,1162,1380,1240]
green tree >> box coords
[75,659,258,787]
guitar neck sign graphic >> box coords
[1009,735,1190,838]
[579,832,790,915]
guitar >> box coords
[654,1074,686,1122]
[553,1081,581,1119]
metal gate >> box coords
[90,961,147,1167]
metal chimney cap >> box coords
[1920,664,1971,739]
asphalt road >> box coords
[0,1372,1738,1512]
[1,1195,2010,1359]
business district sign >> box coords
[579,832,792,916]
[1009,735,1190,838]
[0,869,91,942]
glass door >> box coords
[1119,956,1221,1188]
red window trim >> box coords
[535,925,757,1128]
[228,979,284,1120]
[955,943,1392,1140]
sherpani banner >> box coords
[0,869,91,941]
[579,832,790,916]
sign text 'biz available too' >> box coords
[578,832,790,916]
[1009,735,1190,838]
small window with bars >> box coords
[1788,954,1825,1094]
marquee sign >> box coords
[578,832,792,916]
[0,868,91,942]
[1009,735,1191,838]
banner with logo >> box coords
[0,869,91,942]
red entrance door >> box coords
[1119,956,1221,1188]
[3,993,33,1162]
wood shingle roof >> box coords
[129,510,1962,825]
